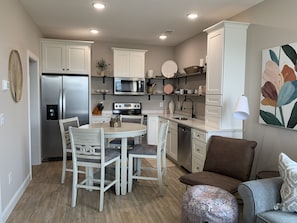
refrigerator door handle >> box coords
[58,89,63,119]
[62,88,66,119]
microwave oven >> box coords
[114,77,145,95]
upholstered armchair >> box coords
[238,177,297,223]
[179,135,257,194]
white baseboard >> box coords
[1,173,31,223]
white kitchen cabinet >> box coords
[191,129,207,172]
[91,115,111,124]
[159,118,177,161]
[112,48,147,78]
[147,115,159,145]
[41,39,92,74]
[204,21,249,130]
[167,121,178,161]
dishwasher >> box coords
[178,124,192,172]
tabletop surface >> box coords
[81,122,147,137]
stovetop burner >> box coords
[112,102,142,115]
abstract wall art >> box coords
[260,42,297,130]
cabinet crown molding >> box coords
[112,47,147,53]
[41,38,94,45]
[203,20,250,33]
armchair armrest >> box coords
[238,177,283,223]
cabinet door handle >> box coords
[196,148,200,152]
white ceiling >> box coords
[19,0,264,46]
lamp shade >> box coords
[233,95,249,120]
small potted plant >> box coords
[96,58,110,76]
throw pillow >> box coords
[278,152,297,212]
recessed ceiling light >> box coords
[90,29,99,34]
[92,2,105,10]
[187,13,198,20]
[159,35,167,40]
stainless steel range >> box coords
[112,102,142,116]
[112,102,147,143]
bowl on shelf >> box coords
[184,66,199,74]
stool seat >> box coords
[182,185,238,223]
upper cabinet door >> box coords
[41,39,92,74]
[113,48,147,78]
[42,43,66,73]
[66,45,90,74]
[130,51,146,78]
[113,50,130,77]
[206,28,224,95]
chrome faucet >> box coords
[181,97,195,118]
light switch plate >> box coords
[0,113,4,127]
[2,80,9,91]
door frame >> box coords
[26,50,41,173]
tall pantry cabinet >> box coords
[204,21,249,134]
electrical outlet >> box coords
[8,172,12,185]
[159,102,163,108]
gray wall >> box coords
[231,0,297,176]
[0,0,41,220]
[90,38,207,117]
[174,33,207,74]
[90,41,176,112]
[173,0,297,177]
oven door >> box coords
[114,78,145,95]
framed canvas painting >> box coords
[260,42,297,130]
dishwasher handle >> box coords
[178,125,191,132]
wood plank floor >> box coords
[7,160,243,223]
[7,160,188,223]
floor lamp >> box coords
[233,95,250,138]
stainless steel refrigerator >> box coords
[41,74,89,161]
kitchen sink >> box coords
[173,117,188,120]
